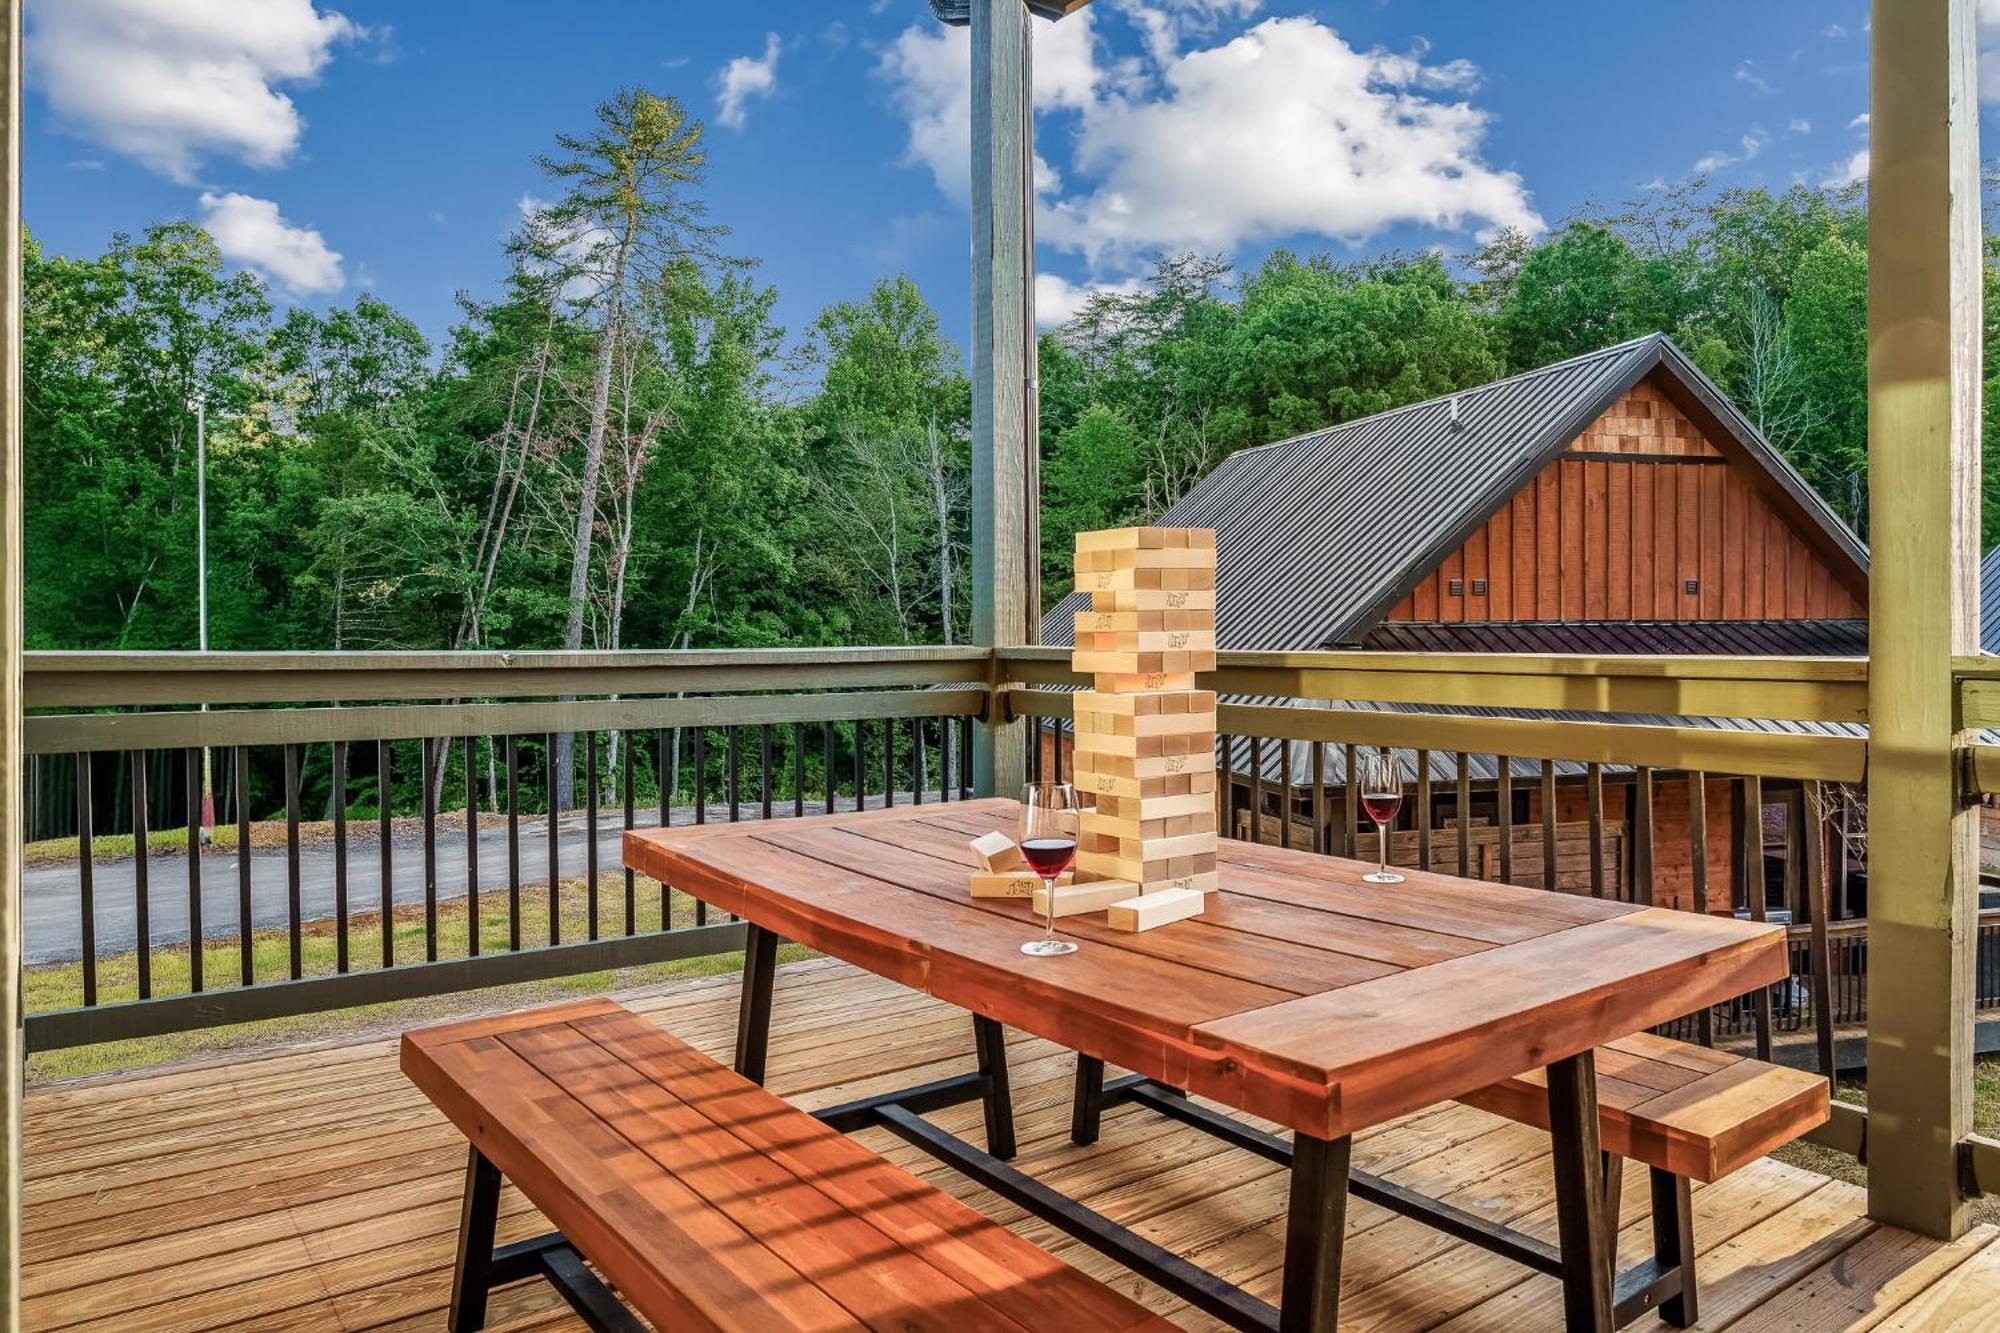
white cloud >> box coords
[1848,112,1869,129]
[715,32,781,131]
[197,191,344,294]
[1823,148,1869,188]
[1692,127,1771,176]
[1035,272,1144,327]
[1735,61,1775,94]
[879,11,1100,205]
[1037,18,1541,264]
[1788,117,1811,135]
[29,0,360,183]
[1823,23,1847,38]
[1110,0,1263,68]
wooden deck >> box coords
[24,958,2000,1332]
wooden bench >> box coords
[403,998,1176,1333]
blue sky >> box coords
[19,2,1913,359]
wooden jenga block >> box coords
[1032,879,1138,918]
[1074,748,1211,779]
[1082,802,1216,843]
[1150,869,1219,895]
[1074,527,1214,552]
[970,870,1071,899]
[1094,671,1199,693]
[1073,688,1217,718]
[1077,844,1218,883]
[1075,545,1217,572]
[1079,565,1218,595]
[1091,587,1217,613]
[1072,649,1218,678]
[1091,790,1215,821]
[968,831,1023,872]
[1074,629,1219,657]
[1074,609,1216,636]
[1074,763,1216,801]
[1074,728,1213,761]
[1106,887,1206,932]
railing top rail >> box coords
[1004,644,1871,684]
[29,646,990,673]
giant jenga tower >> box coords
[1068,527,1219,932]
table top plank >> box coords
[625,799,1788,1142]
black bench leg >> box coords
[1650,1167,1698,1328]
[1279,1131,1352,1333]
[1549,1051,1615,1331]
[735,922,778,1084]
[449,1145,502,1333]
[973,1014,1017,1159]
[1602,1151,1623,1269]
[1071,1053,1105,1146]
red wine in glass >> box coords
[1355,749,1406,884]
[1021,837,1078,879]
[1020,783,1081,956]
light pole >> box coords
[194,396,214,839]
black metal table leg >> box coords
[449,1145,503,1333]
[1650,1167,1698,1327]
[1279,1131,1351,1333]
[973,1014,1017,1159]
[1549,1051,1615,1331]
[1072,1053,1105,1145]
[734,922,778,1084]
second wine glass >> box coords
[1019,782,1080,957]
[1355,748,1406,884]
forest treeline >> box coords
[26,88,2000,665]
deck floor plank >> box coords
[20,957,1982,1332]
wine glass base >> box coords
[1021,938,1078,957]
[1362,871,1406,884]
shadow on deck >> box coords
[25,958,2000,1331]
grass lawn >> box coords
[26,871,807,1083]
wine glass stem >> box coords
[1378,822,1389,878]
[1043,879,1057,943]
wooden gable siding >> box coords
[1385,382,1864,623]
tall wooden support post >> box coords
[0,0,20,1313]
[1865,0,1981,1239]
[967,0,1037,797]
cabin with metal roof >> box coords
[1038,335,1873,921]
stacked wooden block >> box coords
[1067,527,1219,932]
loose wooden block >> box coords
[1032,879,1139,918]
[970,870,1071,899]
[969,831,1024,872]
[1106,887,1207,933]
[1090,588,1217,613]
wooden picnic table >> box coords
[625,797,1789,1333]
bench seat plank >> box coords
[404,1001,1173,1333]
[1458,1030,1829,1181]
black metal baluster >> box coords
[1455,751,1472,878]
[236,746,252,985]
[1279,740,1295,850]
[693,727,708,825]
[132,750,151,999]
[1635,767,1656,906]
[1497,757,1514,885]
[940,718,953,803]
[883,716,896,808]
[1340,745,1358,859]
[912,717,926,806]
[725,726,740,824]
[285,743,303,978]
[421,738,438,963]
[1027,717,1041,783]
[377,740,392,969]
[465,735,480,957]
[793,722,806,818]
[186,747,203,993]
[658,729,673,927]
[1311,742,1328,854]
[507,736,521,952]
[78,754,96,1006]
[1415,750,1431,872]
[547,732,561,946]
[760,725,774,821]
[1743,774,1773,1060]
[1803,781,1836,1083]
[623,733,636,935]
[586,729,600,940]
[333,740,348,973]
[1249,736,1265,845]
[959,716,972,798]
[1540,759,1559,893]
[853,720,866,811]
[823,721,836,814]
[1586,762,1606,899]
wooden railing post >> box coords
[967,0,1037,797]
[1865,0,1981,1239]
[0,0,20,1315]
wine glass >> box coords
[1020,783,1080,957]
[1356,748,1406,884]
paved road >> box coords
[24,800,862,966]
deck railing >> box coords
[28,643,2000,1190]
